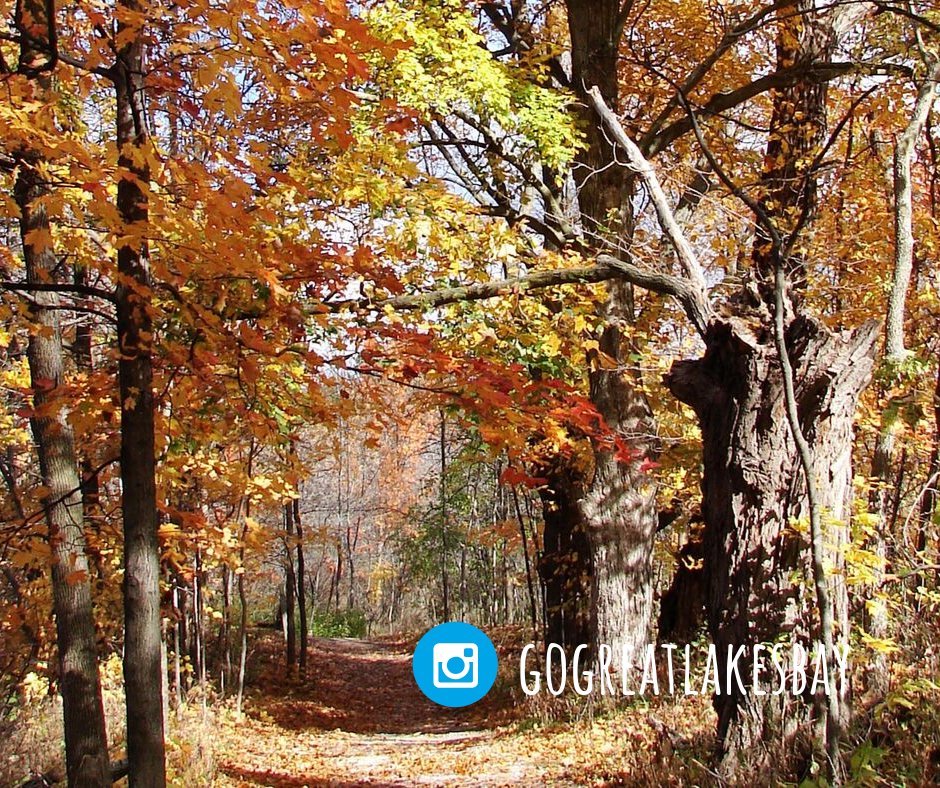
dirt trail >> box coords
[217,635,554,787]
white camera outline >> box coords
[432,642,479,689]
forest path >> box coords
[216,634,555,786]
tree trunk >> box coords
[284,503,297,668]
[511,485,539,641]
[13,4,112,781]
[582,304,657,666]
[192,549,206,697]
[917,362,940,562]
[72,263,107,587]
[16,114,112,788]
[529,0,659,664]
[220,564,232,694]
[236,536,249,717]
[667,315,878,773]
[665,2,872,775]
[332,541,342,612]
[294,498,307,672]
[866,60,940,691]
[438,411,450,621]
[537,463,592,649]
[172,584,183,715]
[114,4,167,782]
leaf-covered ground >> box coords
[213,634,717,787]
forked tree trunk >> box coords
[665,1,873,774]
[667,315,878,773]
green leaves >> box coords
[366,0,582,170]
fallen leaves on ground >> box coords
[209,632,717,787]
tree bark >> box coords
[16,109,112,788]
[917,363,940,562]
[540,0,658,664]
[537,463,592,649]
[13,3,112,783]
[114,3,167,782]
[72,263,107,587]
[284,503,297,668]
[438,411,450,620]
[220,564,232,694]
[664,2,874,775]
[667,315,878,773]
[867,59,940,690]
[511,484,539,642]
[294,497,308,672]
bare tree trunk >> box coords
[16,101,112,788]
[114,3,167,780]
[192,548,206,702]
[220,564,231,694]
[867,58,940,690]
[172,584,183,716]
[333,541,342,612]
[12,5,112,782]
[236,445,254,717]
[294,498,307,672]
[175,572,189,694]
[917,363,940,563]
[236,539,249,717]
[439,411,450,621]
[551,0,658,664]
[346,518,359,612]
[236,569,248,716]
[511,485,539,641]
[284,503,296,667]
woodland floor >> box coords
[214,634,566,786]
[209,632,721,787]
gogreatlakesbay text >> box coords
[519,641,850,698]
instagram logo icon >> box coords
[433,643,478,688]
[413,623,497,707]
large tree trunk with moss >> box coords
[14,3,112,784]
[668,315,877,773]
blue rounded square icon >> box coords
[412,622,498,707]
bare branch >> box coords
[339,251,708,338]
[0,280,117,303]
[363,264,617,311]
[642,0,789,149]
[643,60,903,157]
[886,60,940,361]
[586,86,713,333]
